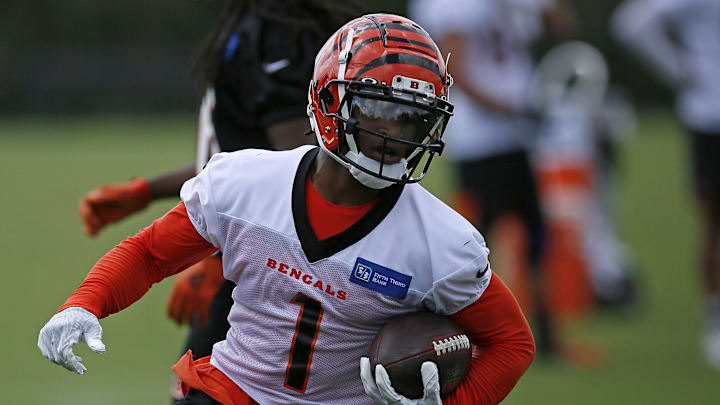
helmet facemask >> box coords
[317,77,453,188]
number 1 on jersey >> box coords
[284,292,324,393]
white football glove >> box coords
[360,357,442,405]
[38,307,106,374]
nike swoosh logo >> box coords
[262,59,291,74]
[476,264,489,278]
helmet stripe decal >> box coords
[349,36,383,56]
[352,53,444,84]
[323,23,377,60]
[385,36,439,58]
[326,36,439,64]
[342,35,438,61]
[385,36,437,51]
[323,21,435,62]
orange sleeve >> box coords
[444,274,536,405]
[60,202,218,319]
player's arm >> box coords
[444,274,535,405]
[610,0,686,87]
[79,163,196,236]
[64,201,216,317]
[80,87,216,237]
[146,162,197,199]
[39,202,217,373]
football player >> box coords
[76,0,363,402]
[530,41,639,313]
[408,0,574,358]
[612,0,720,368]
[39,14,535,405]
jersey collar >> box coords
[292,147,404,263]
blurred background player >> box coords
[408,0,573,358]
[612,0,720,369]
[76,0,364,401]
[530,41,639,315]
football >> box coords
[368,311,473,399]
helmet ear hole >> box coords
[319,88,335,106]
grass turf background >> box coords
[1,111,717,404]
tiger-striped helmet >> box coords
[307,14,453,186]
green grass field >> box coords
[1,111,717,404]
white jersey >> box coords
[409,0,550,160]
[180,146,492,404]
[612,0,720,132]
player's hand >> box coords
[78,178,151,236]
[360,357,441,405]
[167,255,225,326]
[38,307,106,374]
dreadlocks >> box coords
[192,0,365,92]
